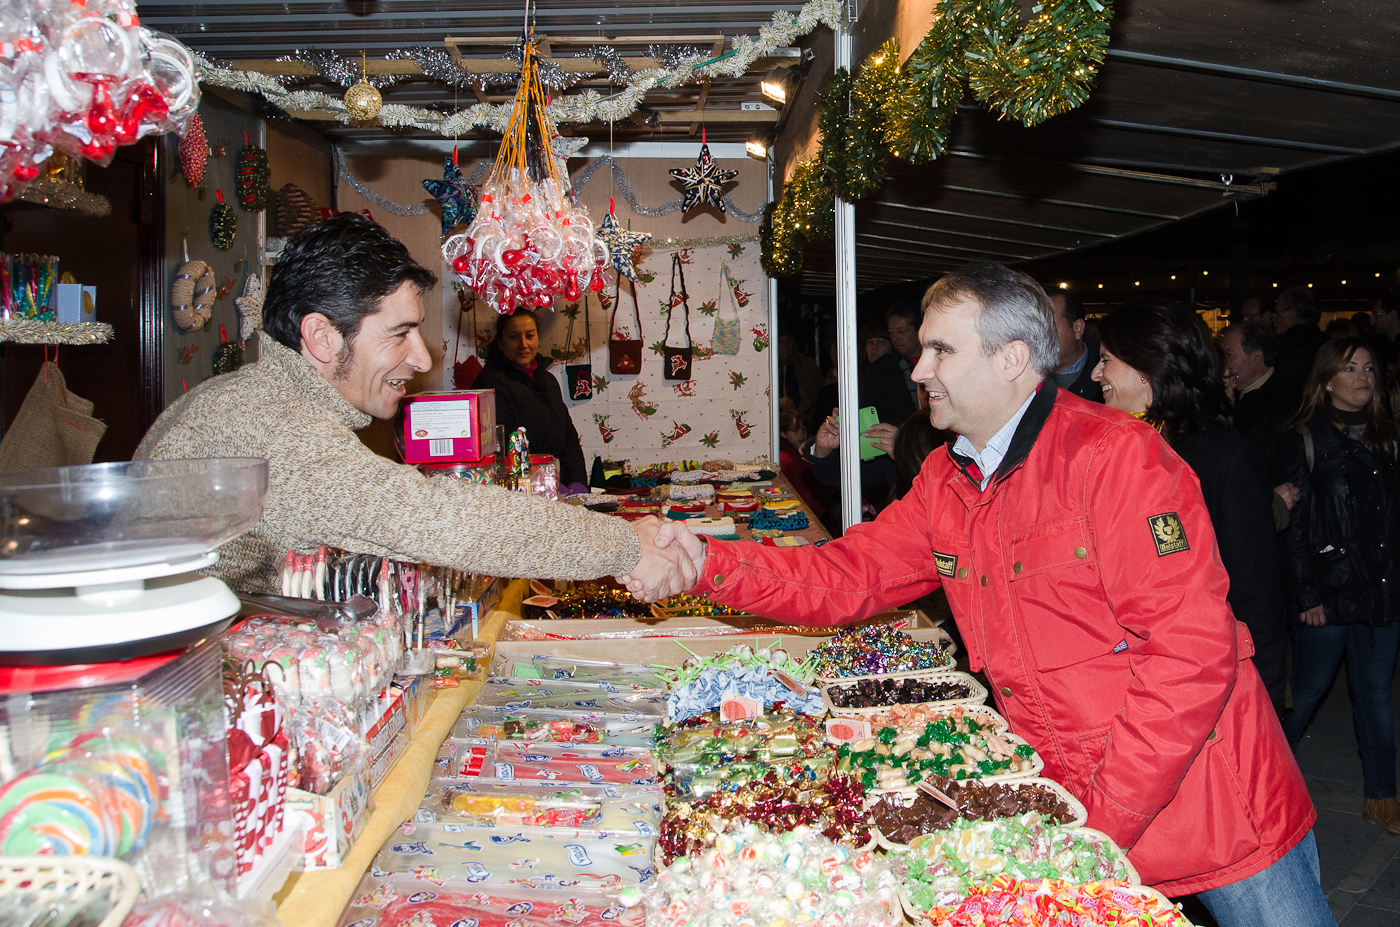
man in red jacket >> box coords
[626,263,1330,926]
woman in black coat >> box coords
[473,310,588,490]
[1273,338,1400,834]
[1093,297,1290,717]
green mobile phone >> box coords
[859,406,884,460]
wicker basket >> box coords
[0,856,140,927]
[823,670,989,717]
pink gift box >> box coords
[402,390,496,464]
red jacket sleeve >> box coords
[1080,422,1239,849]
[693,465,944,624]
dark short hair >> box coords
[493,308,540,345]
[1097,296,1231,444]
[1224,321,1278,367]
[922,262,1059,376]
[1053,288,1085,323]
[262,214,438,352]
[885,298,921,329]
[1276,286,1321,324]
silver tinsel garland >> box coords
[648,44,709,72]
[0,320,114,345]
[389,46,501,92]
[278,48,400,89]
[193,0,844,136]
[577,45,632,83]
[334,148,430,216]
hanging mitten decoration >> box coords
[211,190,237,251]
[179,113,208,189]
[596,198,651,283]
[422,147,475,238]
[235,133,271,211]
[213,324,244,375]
[235,274,265,341]
[669,129,738,213]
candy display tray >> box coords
[822,670,989,716]
[841,703,1011,739]
[858,730,1045,794]
[867,776,1088,852]
[900,880,1188,927]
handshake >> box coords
[614,516,707,603]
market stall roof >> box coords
[136,1,1400,292]
[797,0,1400,292]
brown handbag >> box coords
[662,254,693,381]
[608,279,644,375]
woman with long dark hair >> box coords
[1275,338,1400,835]
[1093,297,1290,718]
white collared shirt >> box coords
[952,390,1038,490]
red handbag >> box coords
[452,292,484,389]
[608,280,644,375]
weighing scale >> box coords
[0,458,268,665]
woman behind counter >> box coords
[473,310,588,491]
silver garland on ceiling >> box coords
[503,42,577,93]
[277,48,400,89]
[576,45,633,83]
[648,44,709,72]
[388,46,503,92]
[568,155,763,222]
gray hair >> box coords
[922,263,1059,376]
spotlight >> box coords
[761,65,796,105]
[746,131,774,160]
[1058,282,1068,289]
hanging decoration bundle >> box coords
[235,135,271,211]
[210,189,238,251]
[764,0,1113,276]
[443,35,609,315]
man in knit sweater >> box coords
[136,215,689,597]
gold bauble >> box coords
[344,80,382,121]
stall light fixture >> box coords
[1272,282,1278,287]
[1202,270,1208,276]
[1058,282,1068,289]
[1134,281,1140,286]
[746,131,775,160]
[1097,283,1103,289]
[1170,275,1176,280]
[761,65,797,105]
[1307,283,1313,287]
[1342,279,1347,284]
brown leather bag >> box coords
[608,280,643,375]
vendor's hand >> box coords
[864,422,899,456]
[811,411,840,458]
[615,516,697,603]
[1300,605,1327,627]
[1275,482,1300,511]
[653,520,706,578]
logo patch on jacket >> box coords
[932,550,958,577]
[1149,512,1189,556]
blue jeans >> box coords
[1197,831,1335,927]
[1282,623,1400,799]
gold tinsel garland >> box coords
[764,0,1113,277]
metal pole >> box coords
[834,13,860,532]
[768,151,781,463]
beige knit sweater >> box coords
[135,334,641,594]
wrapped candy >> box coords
[443,38,610,314]
[0,1,200,201]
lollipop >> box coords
[0,769,113,855]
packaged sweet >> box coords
[921,877,1193,927]
[336,873,645,927]
[453,705,658,748]
[475,680,667,715]
[435,739,659,787]
[656,707,825,771]
[417,778,662,838]
[660,642,823,723]
[835,717,1040,791]
[487,655,666,689]
[810,625,955,679]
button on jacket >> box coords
[692,386,1314,896]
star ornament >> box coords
[422,153,475,237]
[670,142,738,213]
[597,209,651,283]
[234,274,264,341]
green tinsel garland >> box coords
[236,144,271,211]
[761,0,1113,277]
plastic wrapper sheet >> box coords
[486,656,666,689]
[371,820,657,890]
[452,705,658,749]
[416,778,661,839]
[474,679,666,715]
[434,740,659,787]
[336,873,644,927]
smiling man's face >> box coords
[328,281,432,419]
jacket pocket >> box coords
[1010,520,1117,671]
[1076,726,1113,783]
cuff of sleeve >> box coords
[691,537,737,596]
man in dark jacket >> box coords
[1048,289,1103,402]
[1273,287,1328,394]
[1223,323,1298,468]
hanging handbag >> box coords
[564,295,594,400]
[608,279,644,375]
[452,292,484,389]
[662,254,694,381]
[712,262,742,356]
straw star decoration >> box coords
[597,207,651,282]
[234,274,264,341]
[669,141,738,213]
[422,153,475,237]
